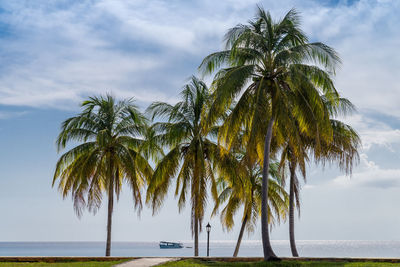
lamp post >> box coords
[206,223,211,257]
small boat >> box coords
[159,241,184,249]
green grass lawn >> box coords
[159,259,400,267]
[0,261,127,267]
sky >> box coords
[0,0,400,245]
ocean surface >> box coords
[0,240,400,258]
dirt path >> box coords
[113,257,179,267]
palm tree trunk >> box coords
[105,160,114,257]
[194,217,199,256]
[233,214,248,257]
[289,161,299,257]
[261,117,279,261]
[105,180,114,256]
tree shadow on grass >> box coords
[161,259,351,267]
[161,259,400,267]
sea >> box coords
[0,240,399,258]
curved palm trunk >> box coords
[289,161,299,257]
[105,178,114,256]
[233,214,248,257]
[261,118,279,261]
[194,218,199,256]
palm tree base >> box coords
[266,256,281,262]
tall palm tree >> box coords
[279,95,360,257]
[213,160,288,257]
[146,76,224,256]
[200,7,341,260]
[53,95,152,256]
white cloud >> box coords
[94,1,198,52]
[332,153,400,188]
[0,0,399,116]
[300,0,400,118]
[0,1,175,108]
[344,113,400,151]
[0,51,162,108]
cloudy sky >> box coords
[0,0,400,248]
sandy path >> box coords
[113,257,179,267]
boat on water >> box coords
[159,241,184,249]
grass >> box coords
[0,261,127,267]
[159,259,400,267]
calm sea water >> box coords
[1,240,400,258]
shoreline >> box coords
[1,257,400,263]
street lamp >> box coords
[206,223,211,256]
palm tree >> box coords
[279,95,360,257]
[213,160,288,257]
[200,7,341,260]
[146,76,224,256]
[53,95,152,256]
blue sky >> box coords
[0,0,400,244]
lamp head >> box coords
[206,223,211,233]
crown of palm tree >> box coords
[54,95,152,215]
[200,7,341,161]
[214,160,288,230]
